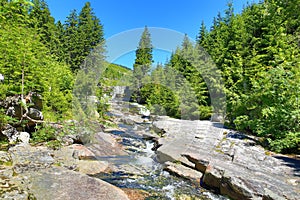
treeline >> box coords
[200,0,300,153]
[0,0,105,122]
[133,1,300,153]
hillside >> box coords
[102,63,132,86]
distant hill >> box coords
[101,63,132,86]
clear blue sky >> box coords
[47,0,257,68]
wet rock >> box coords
[122,188,150,200]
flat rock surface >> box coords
[1,143,130,200]
[153,116,300,200]
[164,161,203,184]
[23,167,129,200]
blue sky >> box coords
[47,0,257,68]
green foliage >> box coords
[31,125,56,143]
[60,2,105,72]
[102,63,132,86]
[133,26,153,89]
[140,83,179,117]
[200,0,300,153]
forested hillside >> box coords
[0,0,123,145]
[200,0,300,153]
[132,1,300,153]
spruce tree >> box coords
[62,2,104,72]
[197,21,207,46]
[133,26,153,88]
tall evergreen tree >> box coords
[196,21,207,46]
[62,2,104,72]
[133,26,153,88]
[29,0,60,56]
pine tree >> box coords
[78,2,104,66]
[62,3,104,72]
[133,26,153,88]
[196,21,207,46]
[29,0,60,56]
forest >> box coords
[0,0,299,153]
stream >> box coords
[94,100,228,200]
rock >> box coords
[139,107,150,117]
[53,145,78,170]
[71,144,96,160]
[210,113,224,122]
[77,160,109,175]
[120,117,135,125]
[152,117,300,200]
[24,167,130,200]
[122,188,150,200]
[182,153,210,173]
[164,161,203,184]
[9,145,54,173]
[0,73,4,82]
[30,92,43,110]
[0,151,11,164]
[27,108,43,121]
[202,164,224,191]
[263,188,286,200]
[18,132,30,145]
[1,124,19,143]
[85,132,127,157]
[220,172,255,200]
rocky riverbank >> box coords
[1,94,299,199]
[0,131,130,200]
[152,116,300,200]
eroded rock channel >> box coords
[0,97,299,199]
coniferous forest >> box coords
[0,0,299,154]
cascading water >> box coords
[93,100,228,200]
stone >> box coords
[27,108,43,121]
[263,188,286,200]
[77,160,109,175]
[1,124,19,143]
[202,164,224,191]
[24,167,130,200]
[18,132,30,144]
[151,116,300,200]
[0,73,4,82]
[164,161,202,184]
[220,173,254,200]
[182,153,210,173]
[9,145,54,173]
[71,144,96,160]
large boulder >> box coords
[152,117,300,200]
[22,167,130,200]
